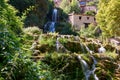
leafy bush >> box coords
[9,0,49,28]
[23,26,42,41]
[0,0,23,35]
[39,34,56,47]
[1,54,53,80]
[21,27,42,55]
[79,24,98,38]
[43,53,84,80]
[56,22,78,35]
[0,30,20,64]
[0,1,50,80]
[23,26,42,35]
[84,11,96,16]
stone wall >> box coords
[69,14,96,31]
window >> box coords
[87,17,89,20]
[79,16,82,20]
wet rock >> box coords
[98,46,106,53]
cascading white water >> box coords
[78,55,99,80]
[44,8,58,32]
[55,36,70,53]
[49,22,55,32]
[52,8,57,22]
[85,45,93,54]
[49,8,58,32]
[90,56,99,80]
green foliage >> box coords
[70,0,80,14]
[44,53,84,80]
[22,26,41,41]
[34,0,49,28]
[1,54,52,80]
[84,10,96,16]
[60,0,80,14]
[96,0,120,37]
[39,34,56,47]
[105,0,120,37]
[0,0,23,34]
[9,0,35,16]
[0,30,20,64]
[59,38,68,44]
[79,24,97,38]
[86,0,99,6]
[21,27,41,55]
[0,76,4,80]
[23,26,42,35]
[9,0,49,28]
[0,0,22,64]
[60,0,71,14]
[0,1,51,80]
[56,22,78,35]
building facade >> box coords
[69,14,96,31]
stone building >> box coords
[69,13,96,31]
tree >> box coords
[0,0,22,66]
[70,0,80,13]
[9,0,35,16]
[105,0,120,37]
[60,0,71,14]
[96,0,120,37]
[9,0,49,28]
[0,0,23,34]
[0,1,50,80]
[60,0,80,14]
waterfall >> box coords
[52,8,58,22]
[85,45,93,54]
[49,22,55,32]
[55,36,70,53]
[78,55,99,80]
[49,8,57,32]
[44,8,58,32]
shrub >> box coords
[56,22,78,35]
[79,24,97,38]
[23,26,42,35]
[1,54,53,80]
[23,26,42,41]
[0,0,23,35]
[84,11,96,16]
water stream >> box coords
[78,55,99,80]
[85,45,93,54]
[44,8,58,32]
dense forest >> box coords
[0,0,120,80]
